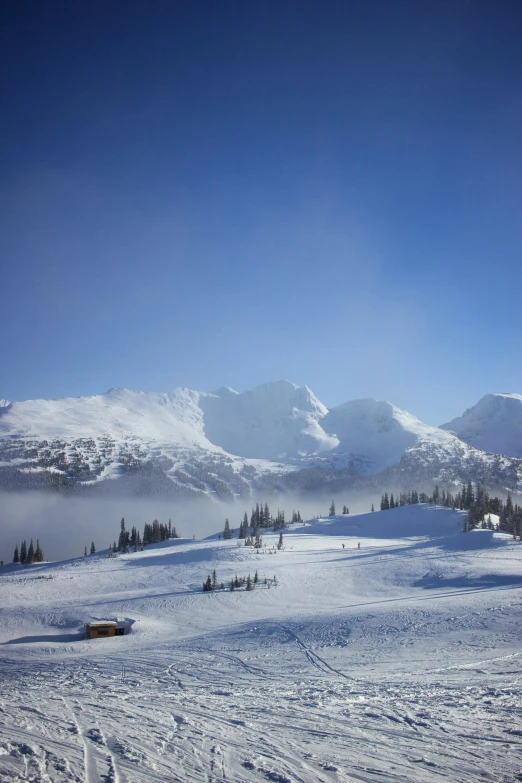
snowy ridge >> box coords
[322,398,463,471]
[201,380,338,459]
[441,392,522,458]
[0,382,521,496]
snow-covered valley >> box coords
[1,505,521,782]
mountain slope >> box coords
[322,398,461,472]
[200,380,338,459]
[441,393,522,458]
[1,383,521,497]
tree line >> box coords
[223,502,304,542]
[378,482,522,536]
[13,539,44,564]
[203,568,278,592]
[109,517,180,554]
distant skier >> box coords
[342,543,345,549]
[357,542,360,549]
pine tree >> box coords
[84,545,88,557]
[20,540,27,565]
[246,574,253,591]
[277,531,283,550]
[27,539,35,564]
[90,541,96,555]
[371,503,374,512]
[239,511,248,539]
[35,540,43,562]
[223,519,232,539]
[13,545,19,563]
[118,517,127,551]
[254,570,259,584]
[329,500,336,517]
[212,569,218,590]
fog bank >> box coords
[0,490,382,564]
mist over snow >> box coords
[0,490,380,563]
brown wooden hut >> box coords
[85,621,125,639]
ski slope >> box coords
[1,505,521,782]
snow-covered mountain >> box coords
[1,382,521,497]
[201,381,338,459]
[441,393,522,459]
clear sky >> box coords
[1,0,521,425]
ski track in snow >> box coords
[1,506,522,782]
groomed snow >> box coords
[1,504,521,782]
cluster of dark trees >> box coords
[463,486,521,535]
[110,517,180,554]
[328,501,350,516]
[13,539,44,564]
[84,542,96,557]
[203,569,277,592]
[378,482,522,536]
[380,490,422,509]
[223,502,303,541]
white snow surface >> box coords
[0,382,494,475]
[323,399,463,471]
[0,387,219,449]
[201,381,338,459]
[1,504,521,783]
[441,392,522,458]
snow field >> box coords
[1,505,521,782]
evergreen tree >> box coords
[277,531,283,550]
[118,517,128,552]
[27,539,35,564]
[329,500,336,517]
[254,570,259,584]
[35,540,43,562]
[20,540,27,565]
[246,574,253,591]
[223,519,232,540]
[90,541,96,555]
[203,574,212,591]
[84,545,88,557]
[212,569,218,590]
[13,545,19,564]
[371,503,374,512]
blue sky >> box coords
[1,0,521,425]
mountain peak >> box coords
[441,392,522,458]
